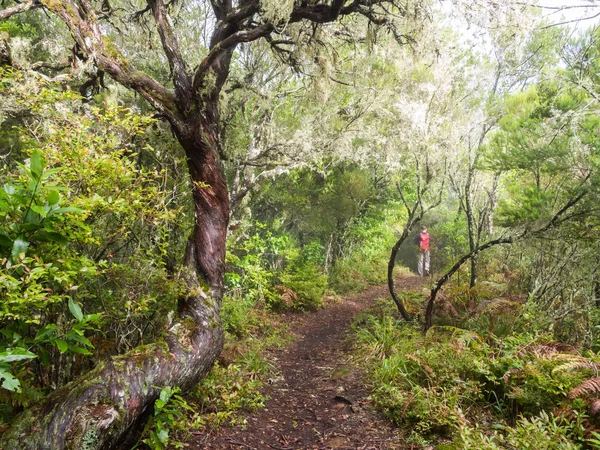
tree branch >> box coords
[40,0,180,122]
[424,186,590,331]
[149,0,192,108]
[193,22,274,94]
[0,0,42,20]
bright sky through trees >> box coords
[535,0,600,30]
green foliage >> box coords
[356,319,487,436]
[353,302,600,446]
[0,348,35,392]
[191,360,268,429]
[453,412,584,450]
[0,148,102,403]
[0,149,91,323]
[0,67,187,423]
[280,262,328,310]
[136,386,195,450]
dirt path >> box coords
[188,275,427,450]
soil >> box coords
[188,275,428,450]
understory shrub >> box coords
[451,411,585,450]
[279,262,328,310]
[353,304,600,447]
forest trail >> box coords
[189,275,428,450]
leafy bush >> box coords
[136,386,195,450]
[452,412,585,450]
[0,67,187,423]
[280,262,328,310]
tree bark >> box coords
[465,162,478,289]
[0,291,223,450]
[388,227,414,321]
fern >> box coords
[425,325,482,348]
[516,342,577,358]
[568,377,600,399]
[405,353,434,377]
[275,285,298,308]
[552,360,598,376]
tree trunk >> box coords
[465,166,478,289]
[470,252,478,289]
[388,227,413,321]
[0,112,230,450]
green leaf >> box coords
[30,149,44,179]
[34,324,58,343]
[0,369,21,392]
[68,298,83,322]
[159,388,171,403]
[30,205,48,217]
[47,207,84,217]
[0,233,11,249]
[40,168,61,181]
[47,190,60,206]
[0,347,37,362]
[156,429,169,444]
[56,340,68,353]
[66,332,92,348]
[11,238,29,259]
[23,208,41,225]
[3,184,15,195]
[68,345,92,355]
[31,231,68,244]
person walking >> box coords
[414,225,430,276]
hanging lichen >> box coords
[260,0,294,25]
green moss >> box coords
[81,428,98,450]
[101,36,131,71]
[41,0,79,18]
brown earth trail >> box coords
[188,275,427,450]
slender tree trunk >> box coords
[388,227,414,321]
[465,166,478,289]
[0,110,230,450]
[470,252,478,289]
[594,275,600,308]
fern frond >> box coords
[553,361,598,376]
[591,399,600,416]
[569,378,600,399]
[516,342,577,359]
[275,285,298,307]
[425,325,482,345]
[405,353,434,377]
[550,353,586,362]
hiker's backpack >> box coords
[419,232,430,251]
